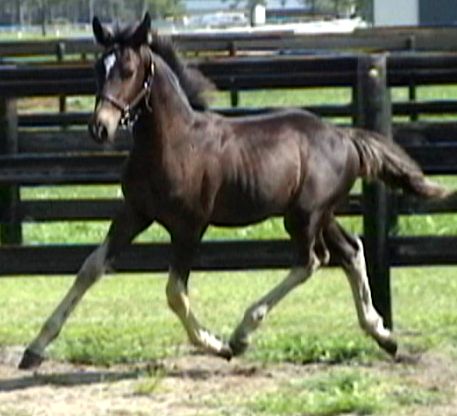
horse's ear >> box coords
[129,12,151,47]
[92,16,114,47]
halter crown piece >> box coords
[99,57,155,128]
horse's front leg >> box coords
[19,204,151,369]
[166,238,232,359]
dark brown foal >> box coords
[19,13,450,369]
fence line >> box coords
[1,37,457,327]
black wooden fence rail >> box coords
[2,50,457,327]
[2,26,457,63]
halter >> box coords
[98,56,155,128]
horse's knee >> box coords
[77,243,109,285]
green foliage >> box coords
[252,333,377,364]
[252,369,387,415]
[308,0,360,14]
[250,368,444,415]
[143,0,184,19]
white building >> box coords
[185,0,306,14]
[373,0,457,26]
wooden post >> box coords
[56,42,67,121]
[0,98,22,244]
[356,54,393,329]
[407,36,418,122]
[229,41,239,108]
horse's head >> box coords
[89,13,155,144]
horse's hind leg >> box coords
[229,210,321,357]
[165,238,232,359]
[323,219,397,356]
[19,204,151,369]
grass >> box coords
[250,368,444,415]
[1,267,457,366]
[252,369,388,415]
[1,267,456,414]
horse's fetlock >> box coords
[254,306,267,322]
[246,304,268,326]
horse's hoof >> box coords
[18,349,44,370]
[229,338,249,357]
[217,346,233,362]
[377,337,398,357]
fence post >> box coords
[0,98,22,244]
[56,42,67,121]
[407,36,418,122]
[229,41,239,108]
[356,54,393,329]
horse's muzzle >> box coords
[88,106,121,144]
[88,119,109,144]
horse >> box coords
[19,13,451,369]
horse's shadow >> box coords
[0,368,146,392]
[0,358,259,392]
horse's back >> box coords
[205,108,357,224]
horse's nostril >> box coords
[89,121,108,143]
[97,123,108,142]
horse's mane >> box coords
[108,23,213,111]
[148,34,213,111]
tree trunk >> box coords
[16,0,23,26]
[41,0,48,37]
[89,0,95,23]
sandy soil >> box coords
[0,346,456,416]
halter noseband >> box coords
[98,55,154,128]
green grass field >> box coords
[1,267,457,414]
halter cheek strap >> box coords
[98,59,155,128]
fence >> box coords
[1,29,457,326]
[2,26,457,62]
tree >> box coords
[224,0,267,11]
[305,0,367,16]
[143,0,184,18]
[28,0,65,35]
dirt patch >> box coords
[0,346,301,416]
[0,346,456,416]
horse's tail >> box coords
[345,127,451,199]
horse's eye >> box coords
[122,66,135,79]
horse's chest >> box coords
[122,155,215,227]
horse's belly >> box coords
[210,191,284,226]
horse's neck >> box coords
[152,63,193,129]
[132,64,194,159]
